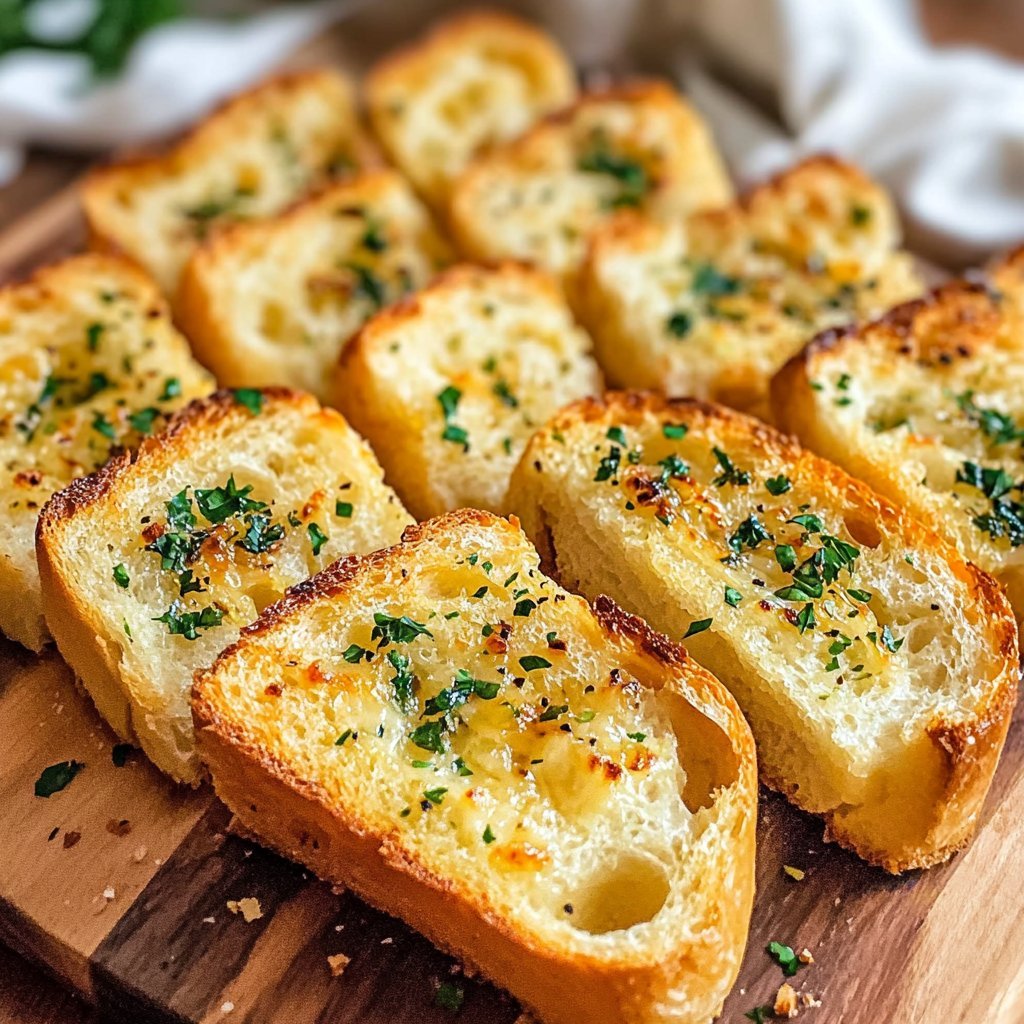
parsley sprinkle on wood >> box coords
[34,760,83,798]
[767,940,803,977]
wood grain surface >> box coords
[3,2,1024,1023]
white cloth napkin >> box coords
[2,0,1023,267]
[681,0,1024,266]
[0,0,352,182]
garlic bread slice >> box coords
[37,389,412,783]
[177,169,452,401]
[509,392,1018,872]
[448,81,732,283]
[333,262,601,519]
[773,259,1024,621]
[193,509,756,1024]
[0,254,213,650]
[577,156,922,416]
[83,69,378,297]
[366,9,577,208]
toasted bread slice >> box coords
[82,70,378,297]
[0,254,213,651]
[576,156,922,417]
[332,262,602,519]
[37,389,412,783]
[366,10,577,209]
[773,253,1024,620]
[508,392,1019,872]
[176,169,452,401]
[193,508,756,1024]
[448,81,733,282]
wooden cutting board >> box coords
[3,9,1024,1023]
[5,635,1024,1024]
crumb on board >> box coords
[102,886,115,901]
[798,948,814,964]
[220,1001,234,1014]
[327,952,351,977]
[801,992,822,1008]
[227,897,263,922]
[775,982,799,1018]
[783,864,805,881]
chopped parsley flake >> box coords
[482,824,496,844]
[767,940,803,977]
[423,786,447,805]
[233,388,263,415]
[665,311,693,338]
[372,612,433,646]
[724,586,742,607]
[154,604,223,640]
[343,643,368,663]
[662,423,688,440]
[728,515,772,553]
[91,411,116,440]
[518,655,551,672]
[34,760,83,797]
[128,407,159,435]
[765,474,791,495]
[160,377,181,401]
[195,476,264,523]
[112,563,130,588]
[712,447,751,487]
[684,617,712,638]
[335,501,353,518]
[434,981,464,1011]
[387,650,416,712]
[307,522,328,556]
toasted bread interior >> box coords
[448,81,732,280]
[366,10,578,207]
[83,70,377,296]
[334,263,602,518]
[37,390,412,782]
[509,394,1018,870]
[0,254,213,650]
[774,272,1024,620]
[578,157,921,415]
[194,510,756,1024]
[177,170,452,401]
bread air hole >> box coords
[842,512,882,549]
[566,851,670,934]
[663,689,739,812]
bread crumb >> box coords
[380,936,393,945]
[227,897,263,922]
[327,952,351,977]
[801,992,822,1008]
[783,864,805,881]
[202,916,216,924]
[131,845,148,863]
[775,982,799,1018]
[798,948,814,964]
[102,886,115,901]
[221,1001,234,1013]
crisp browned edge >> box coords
[364,6,576,97]
[581,152,888,275]
[192,507,757,1023]
[80,67,379,262]
[36,387,318,543]
[517,389,1020,872]
[0,249,167,310]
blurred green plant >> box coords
[0,0,184,77]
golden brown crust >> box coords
[37,388,309,534]
[194,508,757,1023]
[517,390,1019,872]
[82,69,376,205]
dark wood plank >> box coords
[92,806,520,1024]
